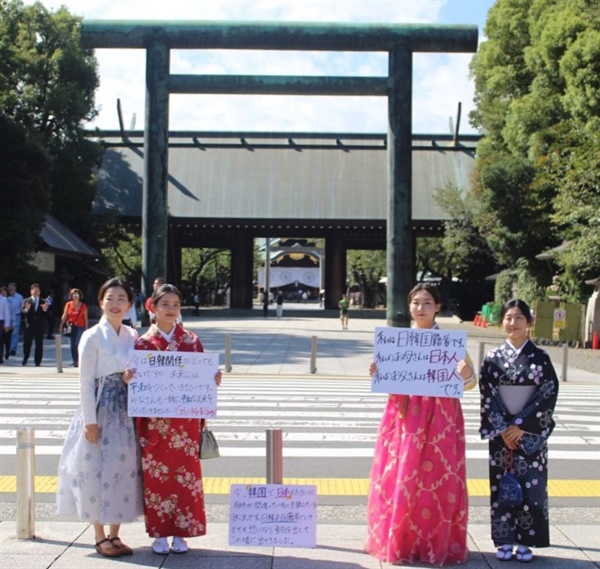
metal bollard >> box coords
[55,334,63,373]
[478,341,486,371]
[310,336,317,374]
[266,429,283,484]
[225,334,232,373]
[16,428,36,539]
[561,342,568,382]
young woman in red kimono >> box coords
[134,283,222,555]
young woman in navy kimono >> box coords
[479,299,559,563]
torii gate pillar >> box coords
[143,39,169,292]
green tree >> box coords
[0,0,100,244]
[347,249,386,308]
[494,259,543,306]
[545,121,600,300]
[95,220,142,283]
[181,248,232,306]
[0,114,50,282]
[475,155,553,266]
[425,183,497,317]
[434,183,496,280]
[469,0,600,301]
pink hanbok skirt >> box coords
[365,394,469,566]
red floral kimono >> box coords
[135,323,207,538]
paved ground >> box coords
[1,308,598,568]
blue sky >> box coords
[26,0,496,134]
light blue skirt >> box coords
[56,373,143,524]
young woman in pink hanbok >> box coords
[365,283,477,566]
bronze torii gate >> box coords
[81,20,477,326]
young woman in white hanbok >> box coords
[56,277,143,557]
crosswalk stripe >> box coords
[1,379,598,461]
[0,430,597,446]
[0,446,597,460]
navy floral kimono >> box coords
[479,340,559,548]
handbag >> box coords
[63,324,73,336]
[200,428,220,459]
[498,450,523,507]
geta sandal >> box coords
[496,544,514,561]
[516,546,533,563]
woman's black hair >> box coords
[408,282,442,306]
[151,283,182,306]
[97,277,133,304]
[500,299,533,323]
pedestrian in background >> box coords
[338,294,350,330]
[7,282,23,357]
[145,277,166,323]
[479,299,559,563]
[56,277,142,557]
[193,291,201,315]
[22,283,48,366]
[123,302,138,328]
[0,286,12,364]
[59,289,89,367]
[132,283,222,555]
[365,283,477,566]
[275,289,284,318]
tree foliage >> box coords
[0,114,50,282]
[347,249,386,308]
[433,183,496,280]
[181,248,232,306]
[494,259,543,306]
[94,222,240,307]
[95,220,142,284]
[0,0,101,258]
[467,0,600,302]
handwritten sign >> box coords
[127,350,219,418]
[372,327,467,398]
[229,484,317,548]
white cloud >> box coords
[24,0,484,133]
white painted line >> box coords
[0,430,597,446]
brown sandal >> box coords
[110,536,134,555]
[95,537,121,557]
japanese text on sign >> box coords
[371,327,467,398]
[229,484,317,548]
[127,350,219,418]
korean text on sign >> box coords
[229,484,317,548]
[127,350,219,418]
[372,327,467,398]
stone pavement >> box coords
[1,307,598,568]
[1,519,599,568]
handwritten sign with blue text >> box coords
[372,327,467,398]
[229,484,317,548]
[127,350,219,418]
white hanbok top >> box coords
[79,316,138,425]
